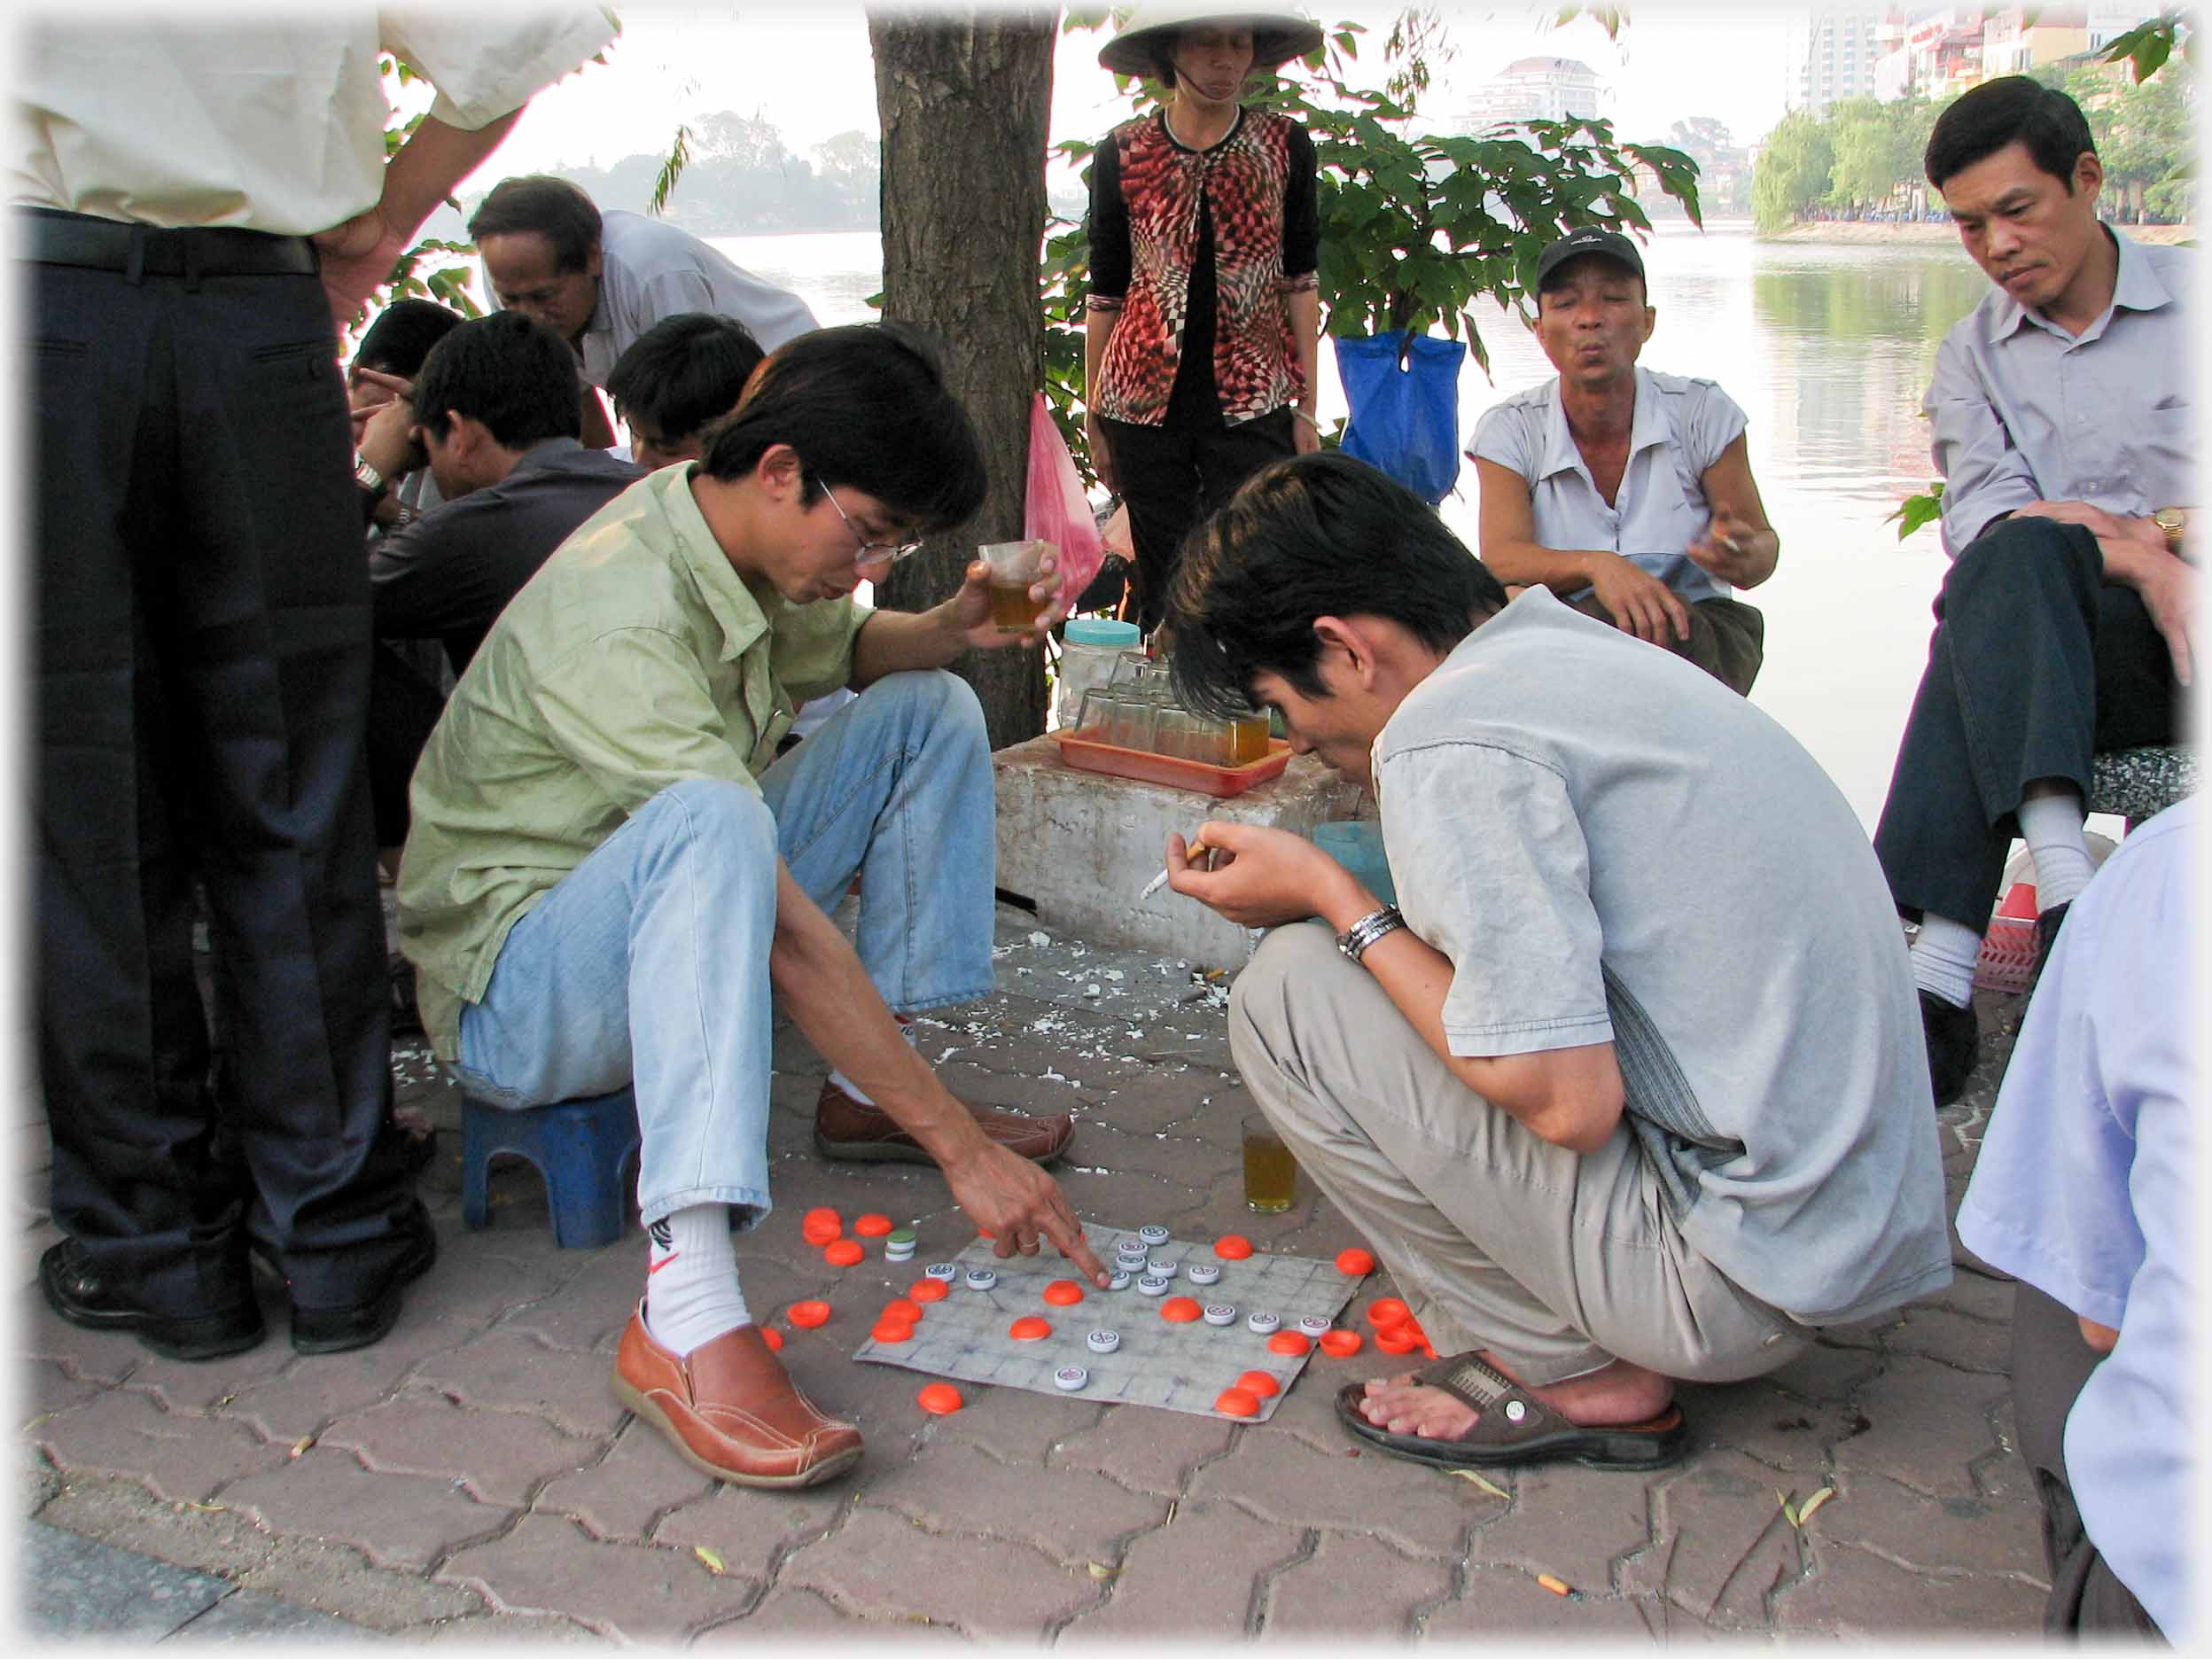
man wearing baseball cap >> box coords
[1468,227,1780,695]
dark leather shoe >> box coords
[40,1240,263,1361]
[814,1079,1074,1165]
[1919,990,1978,1108]
[2028,901,2071,995]
[612,1305,863,1487]
[288,1203,438,1355]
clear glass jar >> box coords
[1054,618,1142,730]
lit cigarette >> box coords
[1138,833,1210,901]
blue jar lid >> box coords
[1065,618,1141,646]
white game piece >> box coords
[1297,1314,1332,1339]
[1137,1274,1171,1297]
[1202,1304,1236,1326]
[1087,1328,1121,1354]
[1246,1311,1281,1335]
[1137,1225,1170,1246]
[1186,1263,1221,1287]
[1055,1367,1089,1391]
[924,1263,959,1281]
[963,1268,999,1291]
[1105,1270,1133,1291]
[1146,1258,1178,1279]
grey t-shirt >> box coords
[1374,587,1950,1326]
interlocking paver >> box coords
[124,1340,296,1416]
[1258,1530,1457,1636]
[922,1378,1103,1465]
[782,1500,1099,1639]
[1773,1538,2048,1635]
[650,1479,849,1579]
[1618,1451,1808,1629]
[1190,1417,1477,1560]
[322,1389,597,1507]
[438,1511,760,1641]
[21,1356,106,1423]
[1422,1566,1673,1638]
[222,1342,441,1445]
[19,1288,147,1384]
[693,1585,969,1640]
[220,1446,513,1574]
[1879,1303,2012,1374]
[862,1438,1168,1569]
[1832,1354,2013,1499]
[497,1245,646,1354]
[534,1420,714,1543]
[33,1387,290,1504]
[1460,1459,1660,1588]
[409,1329,628,1439]
[1809,1470,2047,1580]
[1054,1497,1304,1638]
[1051,1399,1238,1496]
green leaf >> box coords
[1886,484,1946,541]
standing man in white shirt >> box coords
[1870,76,2194,1107]
[469,174,820,393]
[16,7,619,1361]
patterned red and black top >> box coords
[1087,106,1319,429]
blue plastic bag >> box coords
[1336,331,1467,506]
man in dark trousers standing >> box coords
[16,7,618,1359]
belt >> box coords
[17,208,318,282]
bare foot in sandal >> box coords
[1359,1352,1672,1439]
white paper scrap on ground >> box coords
[853,1225,1361,1421]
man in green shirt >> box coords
[399,325,1108,1489]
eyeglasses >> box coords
[820,482,923,571]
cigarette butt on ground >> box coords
[1536,1573,1572,1598]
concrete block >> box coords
[993,736,1364,966]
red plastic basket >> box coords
[1973,881,2040,995]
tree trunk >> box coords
[868,8,1056,750]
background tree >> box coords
[868,7,1058,750]
[1825,97,1908,214]
[1750,110,1834,233]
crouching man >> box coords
[398,325,1106,1488]
[1163,453,1951,1469]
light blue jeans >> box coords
[452,670,996,1227]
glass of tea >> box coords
[1242,1112,1296,1214]
[979,538,1054,634]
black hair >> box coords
[698,323,985,534]
[1536,253,1647,308]
[1924,75,2097,191]
[409,311,582,449]
[353,298,463,378]
[1165,451,1507,718]
[605,313,765,446]
[467,175,604,271]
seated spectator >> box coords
[354,310,643,861]
[348,297,463,529]
[605,311,765,469]
[1869,78,2192,1107]
[1162,453,1948,1473]
[1956,799,2192,1640]
[1469,228,1778,696]
[396,325,1101,1489]
[470,175,818,397]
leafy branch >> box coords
[1886,481,1943,542]
[2099,12,2194,82]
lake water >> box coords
[710,222,2005,833]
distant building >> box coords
[1784,8,1888,120]
[1460,56,1604,130]
[1981,4,2090,77]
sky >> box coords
[480,0,1803,192]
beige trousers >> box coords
[1229,923,1810,1387]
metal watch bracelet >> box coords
[1336,904,1405,965]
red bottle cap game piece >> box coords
[1375,1325,1419,1354]
[1235,1369,1281,1398]
[1042,1280,1085,1305]
[801,1219,843,1245]
[1335,1248,1376,1275]
[853,1213,893,1237]
[907,1280,949,1303]
[1266,1331,1312,1356]
[803,1207,841,1225]
[1009,1316,1052,1341]
[917,1382,964,1414]
[1214,1387,1261,1417]
[872,1318,915,1343]
[1213,1235,1254,1259]
[761,1328,784,1351]
[1365,1297,1412,1329]
[822,1239,864,1267]
[1320,1329,1363,1357]
[883,1297,923,1322]
[787,1299,831,1328]
[1159,1297,1203,1322]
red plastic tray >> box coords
[1049,730,1291,798]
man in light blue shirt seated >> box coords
[1955,798,2193,1641]
[1872,77,2194,1108]
[1469,227,1780,695]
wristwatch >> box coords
[1336,904,1406,966]
[353,455,387,502]
[2153,506,2185,552]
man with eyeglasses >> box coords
[396,324,1105,1490]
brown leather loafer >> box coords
[612,1305,862,1488]
[813,1078,1074,1166]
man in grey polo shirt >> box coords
[1161,453,1950,1472]
[1871,77,2194,1108]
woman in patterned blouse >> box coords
[1086,4,1325,639]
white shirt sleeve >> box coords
[1925,325,2041,557]
[1681,379,1748,473]
[1468,398,1538,480]
[380,6,620,133]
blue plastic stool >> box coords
[461,1088,641,1249]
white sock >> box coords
[643,1205,751,1357]
[826,1016,919,1107]
[1909,914,1982,1009]
[2018,793,2094,913]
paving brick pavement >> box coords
[19,905,2047,1641]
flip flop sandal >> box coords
[1335,1351,1687,1471]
